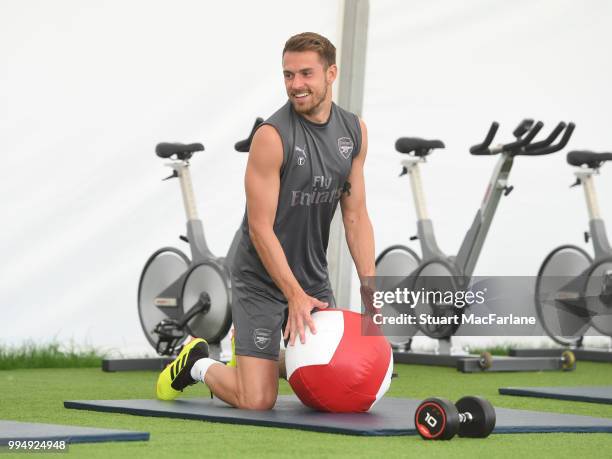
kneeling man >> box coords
[157,32,375,410]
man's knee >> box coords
[238,391,277,410]
[235,354,279,410]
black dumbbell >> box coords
[414,396,496,440]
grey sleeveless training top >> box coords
[232,101,362,300]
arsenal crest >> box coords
[337,137,354,159]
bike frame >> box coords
[402,150,514,278]
[167,160,241,267]
[575,168,612,261]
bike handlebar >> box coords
[469,120,575,157]
[235,117,265,152]
[469,122,499,155]
[523,122,575,156]
[502,121,544,152]
[524,122,566,150]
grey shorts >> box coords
[231,276,336,361]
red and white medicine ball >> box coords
[285,308,393,413]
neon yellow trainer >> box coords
[156,338,209,401]
[227,335,236,368]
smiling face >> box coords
[282,50,337,121]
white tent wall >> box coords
[1,0,611,353]
[366,0,612,278]
[0,0,339,353]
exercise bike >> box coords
[375,119,577,372]
[102,118,262,371]
[511,149,612,362]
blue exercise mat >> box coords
[65,395,612,436]
[499,386,612,405]
[0,420,149,445]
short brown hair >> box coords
[283,32,336,68]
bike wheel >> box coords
[411,259,463,339]
[180,260,232,344]
[138,247,190,350]
[583,257,612,336]
[535,245,592,346]
[375,245,421,346]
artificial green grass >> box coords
[0,342,104,370]
[1,363,612,458]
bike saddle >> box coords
[155,142,204,160]
[567,150,612,169]
[395,137,445,156]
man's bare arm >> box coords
[340,119,376,283]
[245,125,301,298]
[245,125,327,344]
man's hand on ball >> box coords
[284,292,328,346]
